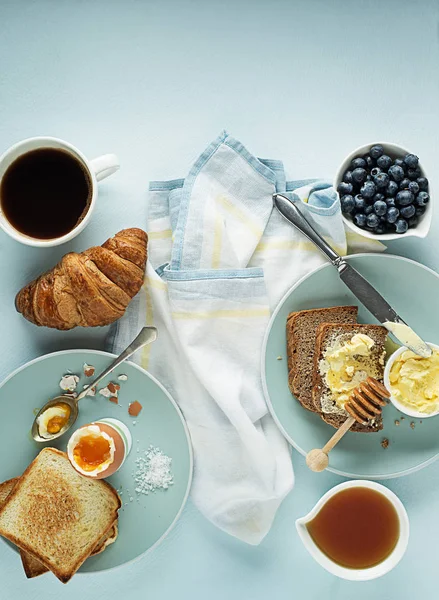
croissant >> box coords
[16,228,147,330]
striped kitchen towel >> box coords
[110,132,383,544]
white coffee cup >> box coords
[0,136,120,247]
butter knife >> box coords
[273,193,431,358]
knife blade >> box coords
[273,193,431,358]
[337,262,431,357]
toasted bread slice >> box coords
[20,522,118,579]
[286,306,358,412]
[0,476,118,579]
[312,323,387,432]
[0,449,121,583]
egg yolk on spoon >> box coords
[73,435,112,472]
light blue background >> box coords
[0,0,438,598]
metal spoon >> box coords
[31,326,158,442]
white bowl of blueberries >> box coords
[334,142,432,240]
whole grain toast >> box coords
[312,323,387,432]
[0,477,118,579]
[286,306,358,412]
[0,449,121,583]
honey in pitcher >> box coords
[306,487,400,569]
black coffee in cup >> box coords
[0,148,92,239]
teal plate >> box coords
[0,350,193,572]
[262,254,439,479]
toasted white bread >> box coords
[0,449,121,583]
[0,476,118,579]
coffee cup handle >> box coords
[90,154,120,182]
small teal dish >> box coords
[262,254,439,479]
[0,350,193,572]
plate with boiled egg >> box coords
[0,349,193,572]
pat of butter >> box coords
[319,334,379,411]
[389,348,439,414]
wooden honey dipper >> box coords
[306,377,390,472]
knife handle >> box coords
[273,193,342,266]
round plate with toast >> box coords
[262,253,439,479]
[0,350,193,573]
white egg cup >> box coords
[334,142,432,241]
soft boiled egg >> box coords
[67,418,131,479]
[37,403,71,437]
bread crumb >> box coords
[381,438,389,449]
[420,420,423,424]
[400,416,405,420]
[394,420,400,426]
[410,422,415,430]
[277,356,283,361]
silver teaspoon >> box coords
[31,326,158,443]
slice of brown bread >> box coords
[286,306,358,412]
[0,449,121,583]
[312,323,387,432]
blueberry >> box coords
[396,190,414,206]
[367,213,380,229]
[399,178,411,190]
[354,213,367,228]
[400,204,416,219]
[408,181,420,195]
[388,164,405,182]
[408,216,418,228]
[351,167,367,184]
[415,191,430,206]
[364,155,375,169]
[386,206,400,223]
[364,205,374,215]
[373,200,387,216]
[371,167,382,177]
[341,194,355,214]
[394,158,406,170]
[375,225,387,234]
[416,206,426,217]
[366,174,372,181]
[338,181,353,195]
[395,218,408,234]
[374,172,390,188]
[354,194,366,212]
[404,154,419,169]
[377,155,392,170]
[343,170,353,184]
[385,196,396,207]
[374,193,385,203]
[351,157,367,169]
[417,177,429,191]
[370,145,384,159]
[386,181,399,197]
[361,181,376,199]
[407,167,421,179]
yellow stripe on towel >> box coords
[255,238,347,255]
[172,308,270,320]
[212,212,223,269]
[140,286,155,370]
[148,229,173,240]
[216,195,262,237]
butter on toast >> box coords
[312,323,387,432]
[286,306,358,412]
[0,448,121,583]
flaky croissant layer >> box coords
[16,228,147,330]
